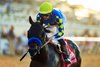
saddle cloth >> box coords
[65,39,77,67]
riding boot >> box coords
[58,39,71,64]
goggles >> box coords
[41,13,51,16]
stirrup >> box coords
[64,58,71,64]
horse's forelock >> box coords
[32,22,42,28]
[28,22,44,39]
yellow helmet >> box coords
[39,2,53,14]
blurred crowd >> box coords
[0,25,100,56]
[75,29,100,54]
[0,25,28,56]
[66,29,100,54]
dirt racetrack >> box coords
[0,54,100,67]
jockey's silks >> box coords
[36,8,66,38]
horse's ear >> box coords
[29,16,34,24]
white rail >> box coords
[65,37,100,42]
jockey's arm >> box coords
[54,17,64,38]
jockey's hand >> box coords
[47,35,55,43]
[48,39,52,43]
[49,36,58,45]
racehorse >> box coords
[27,16,81,67]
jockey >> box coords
[36,2,71,64]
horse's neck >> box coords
[40,46,48,58]
[31,46,48,63]
[31,44,60,67]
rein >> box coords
[20,36,53,61]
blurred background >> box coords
[0,0,100,67]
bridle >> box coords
[20,37,51,61]
[20,27,50,61]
